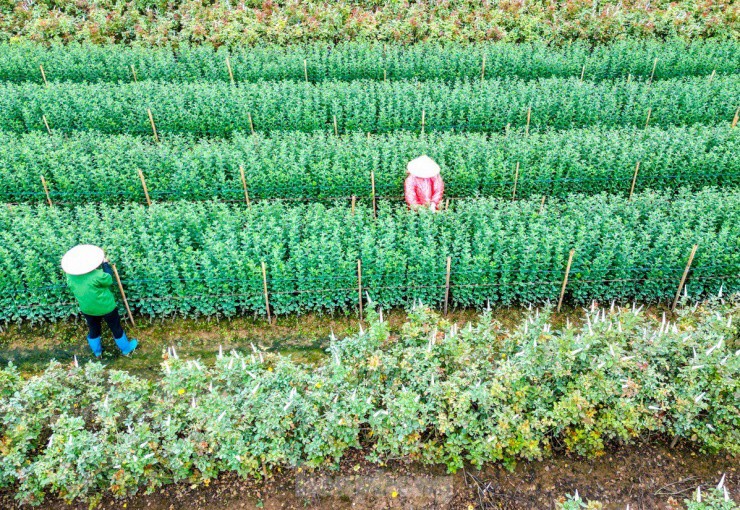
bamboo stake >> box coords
[303,59,308,83]
[672,244,698,311]
[708,69,715,83]
[481,54,486,80]
[248,112,255,135]
[40,64,48,86]
[226,56,235,85]
[644,107,651,129]
[421,109,426,135]
[539,195,546,214]
[40,175,52,207]
[444,256,452,315]
[445,198,450,211]
[112,263,136,327]
[580,64,585,82]
[371,171,377,218]
[732,106,739,129]
[239,165,251,207]
[627,73,632,84]
[261,261,272,324]
[357,259,363,320]
[130,65,138,83]
[648,58,658,86]
[148,109,159,143]
[137,169,151,206]
[42,115,51,135]
[629,161,641,200]
[333,115,338,136]
[351,195,356,215]
[525,106,531,136]
[512,162,520,200]
[557,249,575,312]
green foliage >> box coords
[685,486,738,510]
[1,301,738,506]
[0,76,736,137]
[0,126,737,204]
[1,40,737,84]
[0,190,738,322]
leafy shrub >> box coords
[0,76,736,137]
[1,300,738,506]
[1,40,737,84]
[0,126,737,204]
[0,190,738,322]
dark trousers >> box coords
[83,309,124,340]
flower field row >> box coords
[0,190,737,322]
[2,126,737,204]
[0,76,736,137]
[3,40,738,85]
[1,302,737,506]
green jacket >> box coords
[66,267,117,316]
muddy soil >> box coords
[1,442,736,510]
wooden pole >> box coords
[481,54,486,80]
[42,115,51,135]
[444,256,452,315]
[629,161,641,200]
[40,175,52,207]
[333,115,338,136]
[370,171,377,218]
[708,69,715,83]
[239,165,251,207]
[672,244,698,311]
[137,169,151,206]
[248,112,255,135]
[648,58,658,86]
[627,73,632,84]
[525,106,531,136]
[512,162,520,200]
[303,59,308,83]
[130,65,138,83]
[148,108,159,143]
[421,109,426,135]
[357,259,363,320]
[40,64,48,86]
[539,195,546,214]
[557,249,575,312]
[112,263,136,327]
[732,106,739,129]
[226,56,235,85]
[644,107,651,129]
[261,261,272,324]
[351,195,356,215]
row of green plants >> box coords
[0,190,738,322]
[1,301,738,507]
[559,486,737,510]
[0,76,736,137]
[1,126,737,203]
[1,0,736,47]
[2,40,737,84]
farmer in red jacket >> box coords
[62,245,138,358]
[404,155,444,211]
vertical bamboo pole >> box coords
[370,171,377,218]
[42,115,51,135]
[481,54,486,80]
[40,175,52,206]
[557,249,575,312]
[629,161,641,200]
[40,64,48,86]
[444,256,452,315]
[512,162,520,200]
[112,263,136,327]
[248,112,255,135]
[672,244,698,311]
[333,115,338,136]
[525,106,531,136]
[148,109,159,143]
[130,65,138,83]
[239,165,251,208]
[261,261,272,324]
[445,198,450,211]
[137,169,151,206]
[351,195,356,215]
[648,58,658,86]
[421,109,426,135]
[357,259,363,320]
[708,69,715,83]
[226,56,235,86]
[732,106,739,129]
[627,73,632,84]
[644,107,651,129]
[539,195,546,214]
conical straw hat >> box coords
[61,245,105,276]
[407,155,441,178]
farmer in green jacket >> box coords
[62,245,138,357]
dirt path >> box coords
[2,443,736,509]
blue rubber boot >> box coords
[114,333,138,356]
[87,336,103,357]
